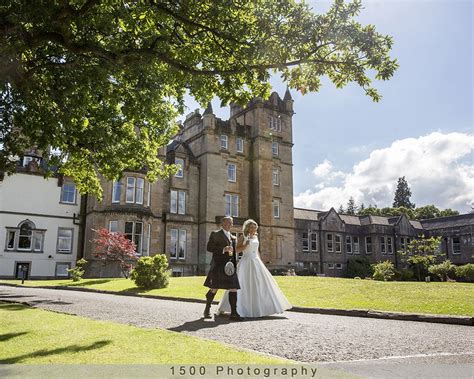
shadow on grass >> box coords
[0,332,30,342]
[0,303,30,311]
[0,340,112,364]
[66,279,115,287]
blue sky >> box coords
[184,0,473,213]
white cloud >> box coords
[295,132,474,212]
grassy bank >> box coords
[0,302,289,364]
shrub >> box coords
[372,261,396,281]
[130,254,171,289]
[395,268,414,281]
[67,258,87,282]
[428,260,456,282]
[455,264,474,282]
[346,256,372,278]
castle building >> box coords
[1,92,472,279]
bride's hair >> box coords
[242,219,258,236]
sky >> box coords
[184,0,473,213]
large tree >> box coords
[1,0,398,197]
[392,176,415,209]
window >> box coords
[142,224,151,257]
[328,263,335,269]
[220,135,228,150]
[112,181,122,203]
[335,235,342,253]
[126,177,136,203]
[272,169,280,186]
[302,231,309,252]
[400,237,406,251]
[175,158,184,178]
[387,237,393,254]
[346,236,352,254]
[170,190,186,214]
[6,230,15,250]
[353,236,360,254]
[236,138,244,153]
[365,236,372,254]
[335,263,343,270]
[147,183,151,206]
[170,229,186,260]
[125,221,143,254]
[57,228,73,253]
[268,116,282,132]
[6,221,44,252]
[136,178,144,204]
[272,141,279,157]
[109,221,118,233]
[310,232,318,252]
[18,223,33,250]
[452,237,461,254]
[327,233,334,253]
[55,263,71,277]
[225,194,239,217]
[228,163,237,182]
[273,199,280,218]
[381,236,386,254]
[60,183,76,204]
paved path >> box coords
[1,285,473,377]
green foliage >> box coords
[372,260,396,281]
[1,0,398,197]
[130,254,171,289]
[428,260,456,282]
[455,264,474,282]
[346,256,373,278]
[395,268,414,281]
[393,176,415,209]
[399,235,443,281]
[357,204,459,220]
[67,258,87,282]
[346,197,357,215]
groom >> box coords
[203,216,242,321]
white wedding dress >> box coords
[217,236,292,317]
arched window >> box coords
[18,222,34,250]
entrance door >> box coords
[15,263,30,280]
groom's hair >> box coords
[221,216,233,224]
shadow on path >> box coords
[0,340,111,364]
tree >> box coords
[338,205,345,214]
[399,235,442,281]
[392,176,415,209]
[346,197,357,215]
[1,0,398,197]
[92,228,139,278]
[414,205,441,220]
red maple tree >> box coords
[92,228,139,278]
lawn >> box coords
[1,276,473,316]
[0,302,289,364]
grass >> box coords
[1,276,473,316]
[0,302,289,364]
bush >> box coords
[130,254,171,289]
[428,260,456,282]
[455,264,474,282]
[372,261,396,281]
[346,256,372,278]
[67,258,87,281]
[395,268,414,281]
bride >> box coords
[217,219,292,318]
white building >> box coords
[0,155,81,279]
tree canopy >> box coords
[393,176,415,209]
[1,0,398,196]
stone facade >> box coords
[294,208,473,277]
[83,91,296,276]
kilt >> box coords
[203,259,240,289]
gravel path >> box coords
[1,285,473,364]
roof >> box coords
[339,214,361,226]
[420,213,474,229]
[409,220,423,229]
[294,208,323,221]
